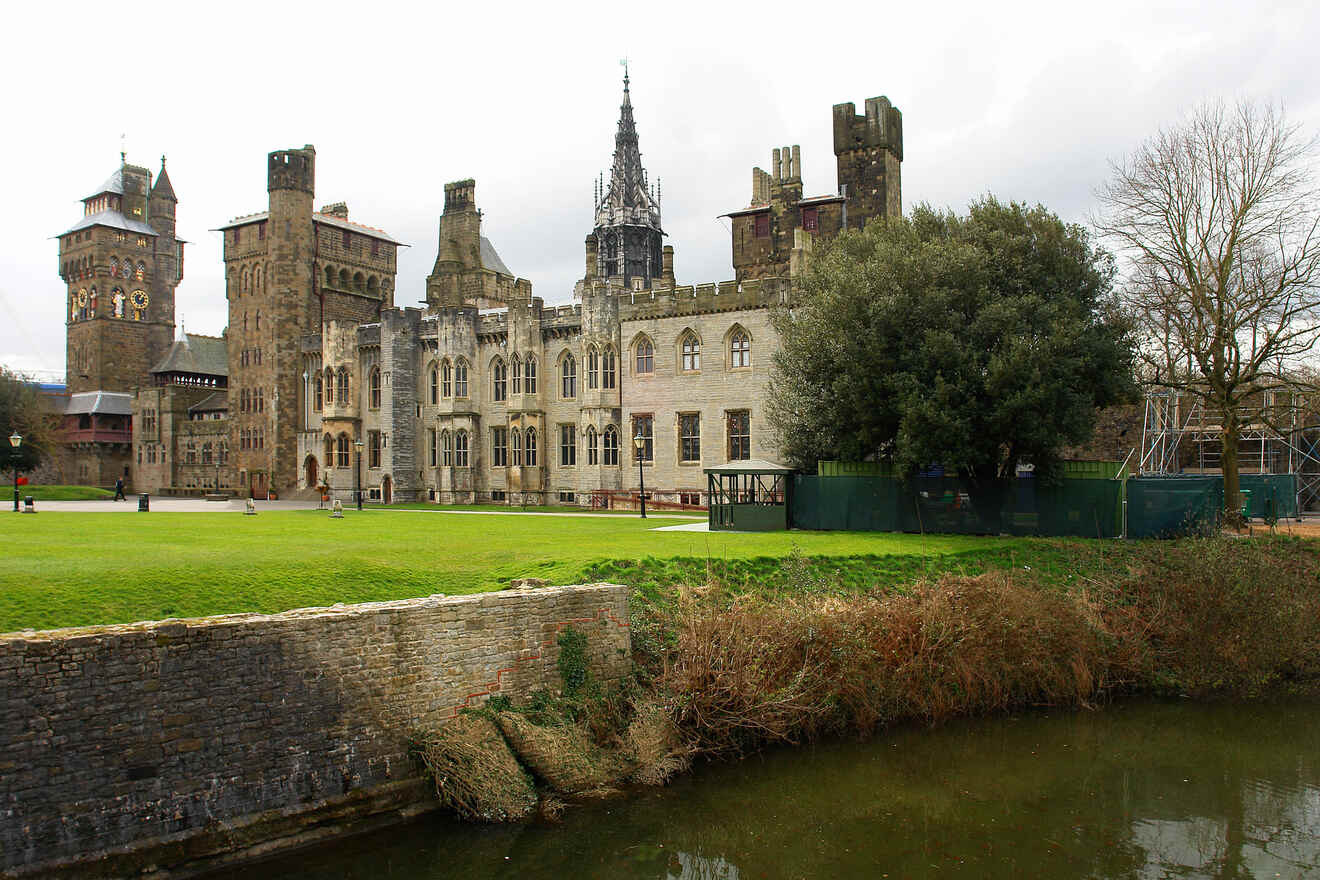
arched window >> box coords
[586,425,599,465]
[339,268,350,288]
[511,427,522,466]
[336,367,350,405]
[136,261,146,281]
[492,357,507,402]
[603,425,620,466]
[325,265,335,287]
[324,433,334,464]
[729,328,751,368]
[369,367,382,410]
[201,442,213,465]
[454,359,469,398]
[428,363,439,405]
[586,346,599,390]
[525,355,537,394]
[110,257,120,278]
[455,430,469,467]
[367,276,380,296]
[525,428,538,467]
[336,434,350,468]
[602,346,616,389]
[440,429,452,467]
[314,372,324,411]
[635,336,654,374]
[680,331,701,372]
[353,271,365,292]
[561,352,577,399]
[441,359,452,398]
[254,264,263,292]
[511,355,522,395]
[324,368,335,405]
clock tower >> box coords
[57,156,184,485]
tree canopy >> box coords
[0,367,54,473]
[767,198,1137,481]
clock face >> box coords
[131,290,149,310]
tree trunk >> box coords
[1221,422,1241,522]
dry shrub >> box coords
[1105,538,1320,695]
[412,714,537,822]
[495,711,631,794]
[623,699,692,786]
[662,573,1109,756]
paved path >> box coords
[25,499,705,522]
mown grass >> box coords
[0,508,1085,633]
[14,485,115,501]
[383,502,695,517]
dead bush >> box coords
[411,714,537,822]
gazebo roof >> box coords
[703,459,795,475]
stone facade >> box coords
[0,584,630,877]
[59,82,902,502]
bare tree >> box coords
[1095,101,1320,518]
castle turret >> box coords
[832,96,903,228]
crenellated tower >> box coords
[832,95,903,229]
[585,70,671,291]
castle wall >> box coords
[0,584,630,877]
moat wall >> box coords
[0,584,631,877]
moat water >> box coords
[227,699,1320,879]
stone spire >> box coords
[595,72,661,231]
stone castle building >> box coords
[59,79,903,505]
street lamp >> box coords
[633,430,646,519]
[354,438,365,511]
[8,432,21,513]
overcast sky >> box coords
[3,0,1317,383]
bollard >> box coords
[244,497,257,516]
[330,499,344,519]
[138,493,149,512]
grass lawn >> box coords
[14,485,115,501]
[0,508,1116,633]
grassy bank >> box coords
[0,509,1060,632]
[416,535,1320,820]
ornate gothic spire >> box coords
[596,72,661,230]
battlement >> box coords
[582,277,792,322]
[832,97,903,160]
[318,202,348,219]
[268,146,316,194]
[444,180,476,212]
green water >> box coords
[230,700,1320,879]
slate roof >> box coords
[60,209,158,238]
[149,334,229,377]
[214,211,404,245]
[65,391,133,416]
[480,236,512,276]
[189,391,229,414]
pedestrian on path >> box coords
[113,477,126,501]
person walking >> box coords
[113,477,126,501]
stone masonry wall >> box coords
[0,584,630,876]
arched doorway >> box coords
[382,475,392,505]
[304,455,318,489]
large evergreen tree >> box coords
[768,198,1136,484]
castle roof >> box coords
[480,236,512,276]
[149,333,229,378]
[84,162,151,201]
[214,211,405,246]
[189,391,228,414]
[722,193,846,219]
[64,391,133,416]
[59,209,158,238]
[152,158,176,202]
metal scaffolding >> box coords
[1139,389,1320,512]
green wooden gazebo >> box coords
[705,459,795,531]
